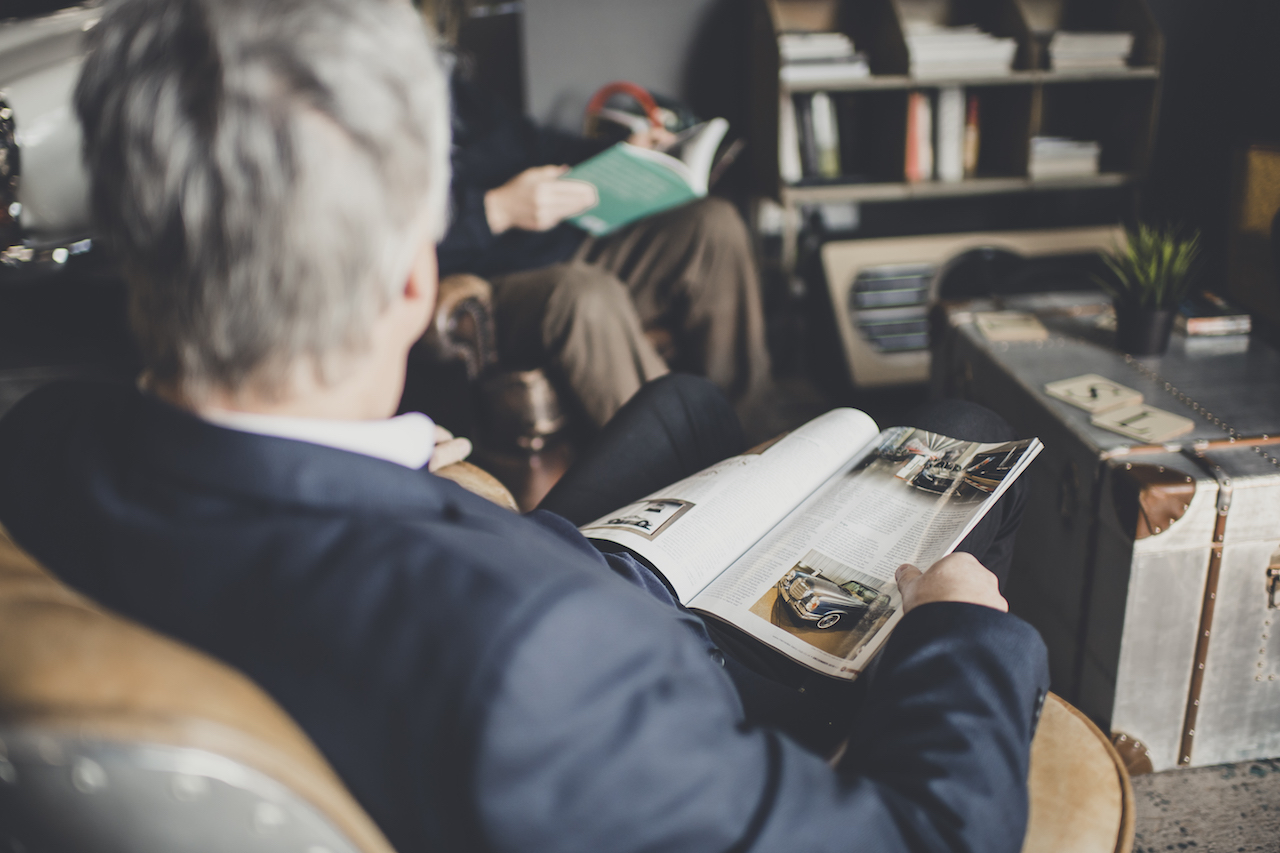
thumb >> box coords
[895,563,922,588]
[427,437,473,472]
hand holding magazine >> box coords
[582,409,1042,679]
[561,117,731,236]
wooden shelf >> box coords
[782,172,1133,204]
[782,66,1158,93]
[749,0,1163,272]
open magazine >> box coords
[582,409,1042,680]
[561,117,730,236]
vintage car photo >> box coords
[880,429,1032,502]
[583,498,694,540]
[750,552,897,659]
[776,566,871,630]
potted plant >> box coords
[1096,224,1201,355]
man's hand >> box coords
[627,125,678,150]
[427,426,473,473]
[895,553,1008,614]
[484,165,598,234]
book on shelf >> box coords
[779,31,855,62]
[793,93,820,178]
[782,92,867,185]
[935,86,965,183]
[904,91,934,182]
[810,91,842,178]
[902,88,978,184]
[904,22,1017,79]
[778,31,871,85]
[1048,31,1134,71]
[778,93,803,184]
[780,59,871,85]
[835,93,865,182]
[963,92,981,178]
[1028,136,1100,179]
[563,118,729,236]
[1176,291,1252,336]
[581,408,1043,680]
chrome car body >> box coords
[776,567,868,630]
[0,3,100,271]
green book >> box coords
[563,117,729,237]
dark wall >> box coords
[1143,0,1280,280]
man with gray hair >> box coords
[0,1,1048,851]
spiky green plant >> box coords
[1095,224,1201,310]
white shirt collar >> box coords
[201,408,437,470]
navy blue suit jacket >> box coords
[0,382,1049,853]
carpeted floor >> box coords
[1132,758,1280,852]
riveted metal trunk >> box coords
[932,291,1280,771]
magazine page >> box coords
[581,408,880,603]
[688,428,1043,679]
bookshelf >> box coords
[749,0,1164,269]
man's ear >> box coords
[405,241,439,307]
[396,240,438,345]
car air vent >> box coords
[847,263,935,352]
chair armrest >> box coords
[433,460,518,512]
[421,274,498,380]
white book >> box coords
[1050,31,1134,54]
[935,85,965,182]
[910,59,1015,78]
[779,31,857,62]
[810,92,841,178]
[780,57,871,85]
[778,93,803,184]
[1049,30,1134,70]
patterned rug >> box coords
[1132,758,1280,852]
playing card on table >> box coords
[1044,373,1144,414]
[1091,404,1196,444]
[974,311,1050,342]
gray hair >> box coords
[76,0,450,396]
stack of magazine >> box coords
[779,31,870,85]
[1048,31,1134,71]
[1028,136,1100,179]
[905,22,1017,79]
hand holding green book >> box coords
[562,117,729,237]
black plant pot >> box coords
[1114,302,1176,356]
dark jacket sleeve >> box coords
[438,77,609,278]
[441,186,497,261]
[473,591,1049,853]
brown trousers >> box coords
[489,198,770,427]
